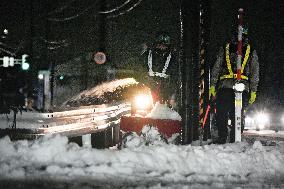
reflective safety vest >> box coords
[220,43,251,80]
[148,50,172,78]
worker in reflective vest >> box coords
[141,32,179,110]
[209,28,259,144]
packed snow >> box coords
[146,102,182,121]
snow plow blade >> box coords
[120,115,181,138]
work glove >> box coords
[249,91,257,104]
[209,86,216,98]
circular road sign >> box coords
[94,52,106,64]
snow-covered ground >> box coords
[1,130,284,189]
[1,79,284,188]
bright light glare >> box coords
[38,74,44,80]
[281,115,284,124]
[255,112,269,123]
[234,83,245,92]
[245,116,253,127]
[228,119,231,126]
[134,94,153,110]
[254,112,269,129]
[22,62,30,70]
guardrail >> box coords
[0,103,131,148]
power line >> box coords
[99,0,132,14]
[106,0,143,18]
[47,1,99,22]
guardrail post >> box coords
[82,134,92,148]
[113,124,120,145]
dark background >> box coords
[0,0,283,108]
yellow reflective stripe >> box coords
[220,74,248,80]
[222,43,250,80]
[241,75,248,80]
[241,44,250,73]
[225,43,234,75]
[220,74,233,80]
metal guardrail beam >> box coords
[0,103,131,138]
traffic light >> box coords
[21,54,30,70]
[3,56,9,67]
[9,57,14,66]
[2,56,14,67]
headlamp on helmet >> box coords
[156,34,171,45]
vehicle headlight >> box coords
[134,94,153,109]
[254,112,270,129]
[131,94,153,116]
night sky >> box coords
[0,0,283,107]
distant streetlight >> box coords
[1,29,8,39]
[3,29,8,35]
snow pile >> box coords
[121,132,144,148]
[146,102,182,121]
[140,125,168,145]
[122,125,168,148]
[1,134,284,188]
[252,140,264,151]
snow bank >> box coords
[0,134,284,187]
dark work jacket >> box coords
[140,47,179,101]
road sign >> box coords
[94,52,106,64]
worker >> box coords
[209,27,259,144]
[140,32,179,110]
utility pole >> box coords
[180,0,200,144]
[199,0,212,141]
